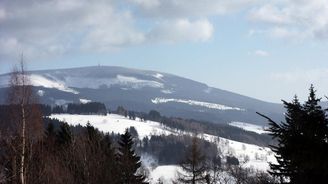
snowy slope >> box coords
[62,74,164,89]
[0,73,162,92]
[149,165,234,184]
[49,113,276,183]
[149,165,179,183]
[151,98,245,111]
[50,114,172,139]
[0,74,79,94]
[229,122,269,134]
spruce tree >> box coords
[101,134,118,183]
[259,85,328,183]
[298,86,328,183]
[116,129,147,184]
[56,123,73,146]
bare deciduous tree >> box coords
[177,136,209,184]
[4,58,43,184]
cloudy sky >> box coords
[1,0,328,103]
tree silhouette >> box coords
[116,129,147,184]
[177,136,208,184]
[258,85,328,183]
[3,59,43,184]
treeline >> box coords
[42,103,272,147]
[66,102,107,115]
[35,102,108,116]
[139,134,218,165]
[0,102,107,117]
[159,117,273,147]
[114,106,273,147]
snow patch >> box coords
[153,73,164,80]
[149,165,234,184]
[208,135,276,171]
[151,98,245,111]
[80,99,91,104]
[149,165,178,184]
[54,99,72,106]
[49,114,172,139]
[116,75,163,88]
[161,89,173,94]
[0,74,78,94]
[141,154,158,170]
[29,74,79,94]
[229,122,268,134]
[37,90,45,96]
[64,75,164,89]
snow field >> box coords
[50,114,173,140]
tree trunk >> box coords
[12,154,17,183]
[20,103,26,184]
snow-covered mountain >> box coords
[0,66,284,125]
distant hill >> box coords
[0,66,284,125]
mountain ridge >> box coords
[0,65,284,125]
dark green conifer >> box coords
[117,129,148,184]
[56,123,73,146]
[259,85,328,183]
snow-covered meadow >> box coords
[151,98,245,111]
[229,121,269,134]
[49,114,276,183]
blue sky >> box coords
[1,0,328,103]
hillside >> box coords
[49,113,277,183]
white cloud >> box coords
[131,0,161,9]
[147,19,214,43]
[2,0,246,60]
[0,0,147,59]
[129,0,258,18]
[81,8,145,51]
[249,4,292,25]
[248,0,328,41]
[254,50,269,57]
[7,0,328,61]
[270,68,328,84]
[0,8,6,22]
[0,37,19,55]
